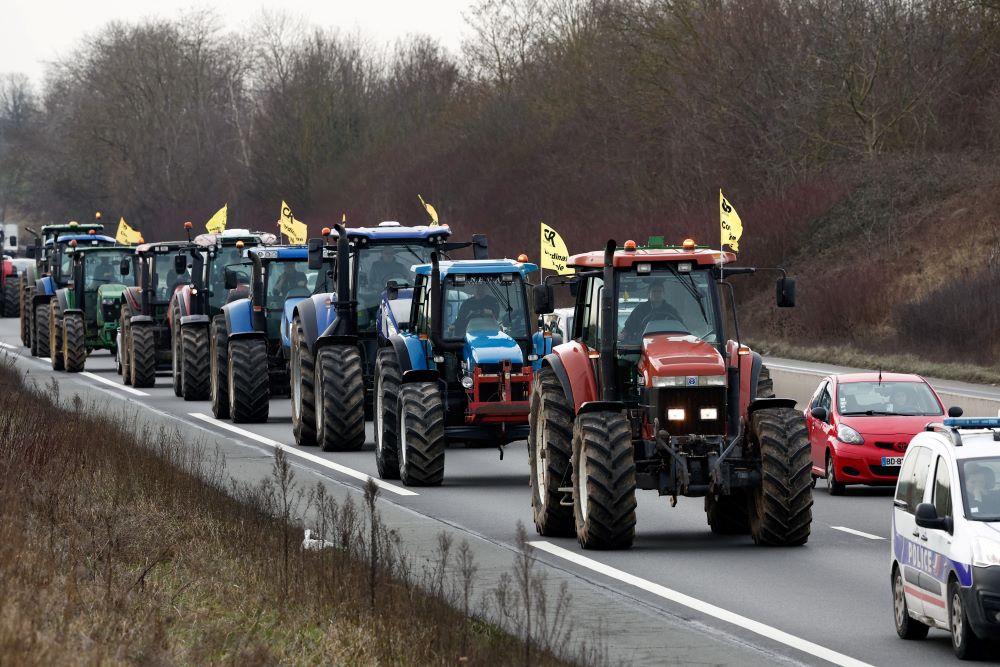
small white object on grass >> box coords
[302,529,335,551]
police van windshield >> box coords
[960,458,1000,521]
[357,243,434,331]
[617,267,717,345]
[443,274,528,340]
[264,260,321,311]
[836,381,942,416]
[84,249,135,290]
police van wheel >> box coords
[949,579,983,658]
[893,565,929,640]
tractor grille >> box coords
[652,387,726,437]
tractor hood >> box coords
[96,283,127,301]
[463,329,524,367]
[640,334,726,382]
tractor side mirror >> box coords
[472,234,489,260]
[533,284,554,315]
[568,276,580,298]
[307,238,324,270]
[948,406,964,418]
[174,254,187,274]
[224,268,238,290]
[119,258,130,276]
[810,406,829,422]
[776,276,796,308]
[915,502,953,534]
[386,280,409,300]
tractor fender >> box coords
[541,354,576,410]
[378,287,413,339]
[173,285,192,319]
[747,398,797,417]
[63,308,84,316]
[35,276,56,297]
[228,330,268,342]
[291,294,339,353]
[401,369,439,384]
[548,341,599,413]
[222,298,254,336]
[123,286,141,312]
[578,400,625,415]
[54,289,71,313]
[393,332,431,372]
[737,350,764,417]
[129,315,153,325]
[280,295,309,349]
[180,314,210,327]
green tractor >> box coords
[48,243,136,372]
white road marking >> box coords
[529,541,874,667]
[188,412,418,497]
[81,371,149,397]
[41,357,51,362]
[0,342,17,349]
[831,526,884,540]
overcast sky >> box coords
[0,0,475,85]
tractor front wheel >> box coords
[20,284,31,346]
[119,304,133,383]
[316,344,365,451]
[34,303,50,359]
[528,367,575,537]
[290,318,316,446]
[130,324,157,388]
[49,300,64,371]
[572,411,636,550]
[227,338,269,423]
[210,315,229,419]
[63,312,87,372]
[2,275,18,317]
[748,407,813,546]
[374,348,401,478]
[397,381,445,486]
[181,325,210,400]
[171,306,183,397]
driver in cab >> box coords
[272,264,307,298]
[620,282,682,344]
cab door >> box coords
[893,445,934,618]
[920,454,956,623]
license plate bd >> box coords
[882,457,904,467]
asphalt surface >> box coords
[2,317,997,666]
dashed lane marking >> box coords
[529,541,874,667]
[831,526,884,540]
[0,342,17,350]
[81,371,149,397]
[188,412,418,497]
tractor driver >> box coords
[453,282,500,336]
[620,282,683,344]
[369,247,409,291]
[273,263,308,297]
[91,256,114,284]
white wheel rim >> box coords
[894,572,906,627]
[578,444,588,523]
[315,359,324,434]
[952,591,963,646]
[228,353,235,413]
[400,406,408,468]
[291,345,301,421]
[535,397,547,507]
[375,373,384,455]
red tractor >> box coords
[531,237,811,549]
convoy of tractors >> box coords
[4,215,812,550]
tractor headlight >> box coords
[461,376,474,389]
[973,537,1000,568]
[652,376,684,387]
[836,423,864,445]
[652,375,726,388]
[700,408,718,420]
[667,409,685,421]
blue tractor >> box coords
[211,244,336,423]
[375,253,553,486]
[290,222,488,453]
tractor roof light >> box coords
[636,262,652,274]
[677,261,692,273]
[682,238,696,250]
[321,227,331,237]
[235,240,245,249]
[623,240,638,251]
[738,345,751,356]
[517,253,528,262]
[94,211,102,220]
[69,240,77,247]
[88,229,96,235]
[69,221,79,227]
[501,273,513,283]
[184,221,193,230]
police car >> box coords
[891,417,1000,658]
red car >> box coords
[805,373,956,495]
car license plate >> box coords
[881,457,904,467]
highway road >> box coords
[2,317,996,666]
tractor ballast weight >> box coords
[528,237,811,549]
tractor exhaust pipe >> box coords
[332,223,356,336]
[600,239,617,402]
[429,251,445,349]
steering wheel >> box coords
[630,305,683,338]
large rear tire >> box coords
[374,348,401,478]
[316,345,365,451]
[397,381,445,486]
[63,312,86,372]
[130,324,157,388]
[572,410,636,550]
[706,491,750,534]
[181,325,210,400]
[34,303,50,359]
[2,276,18,318]
[749,407,812,546]
[228,338,269,423]
[20,284,31,346]
[49,300,64,371]
[528,367,575,537]
[756,363,775,398]
[290,317,316,446]
[171,305,182,397]
[119,304,133,384]
[210,314,229,419]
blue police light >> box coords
[943,418,1000,429]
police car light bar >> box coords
[943,418,1000,429]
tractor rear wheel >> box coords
[316,345,365,451]
[756,364,775,398]
[34,303,50,359]
[2,276,18,317]
[49,300,64,371]
[181,325,210,400]
[171,305,182,397]
[210,315,229,419]
[63,312,86,372]
[749,407,812,546]
[397,381,445,486]
[374,348,401,478]
[528,367,575,537]
[290,317,316,446]
[228,338,269,423]
[706,491,750,534]
[130,324,157,388]
[119,304,132,383]
[572,411,636,550]
[20,284,31,346]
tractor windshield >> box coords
[263,260,321,311]
[210,245,249,310]
[617,267,718,346]
[83,249,134,290]
[148,253,190,303]
[443,274,529,340]
[356,243,434,332]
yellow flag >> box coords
[279,200,308,245]
[540,222,569,273]
[720,189,743,252]
[205,204,228,234]
[417,194,439,226]
[115,217,142,245]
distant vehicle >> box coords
[805,373,951,494]
[890,417,1000,659]
[1,222,18,255]
[545,306,574,339]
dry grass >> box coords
[0,360,601,666]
